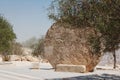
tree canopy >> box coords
[49,0,120,68]
[0,15,16,54]
[49,0,120,52]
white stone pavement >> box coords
[0,61,120,80]
[0,69,42,80]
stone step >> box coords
[56,64,86,73]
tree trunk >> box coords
[113,49,116,69]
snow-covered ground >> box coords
[0,61,120,80]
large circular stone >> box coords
[44,23,103,72]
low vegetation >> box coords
[11,41,24,55]
[32,36,44,57]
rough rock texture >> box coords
[25,55,39,62]
[10,55,39,62]
[44,23,104,72]
[56,64,86,73]
[31,62,40,69]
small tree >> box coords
[32,37,44,57]
[0,15,16,61]
[11,41,23,55]
[91,0,120,69]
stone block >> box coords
[31,62,39,69]
[56,64,86,73]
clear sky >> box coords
[0,0,53,42]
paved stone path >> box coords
[0,62,120,80]
[0,70,41,80]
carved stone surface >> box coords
[56,64,86,73]
[44,23,103,72]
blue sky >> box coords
[0,0,53,42]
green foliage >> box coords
[0,15,16,55]
[32,37,44,57]
[88,35,101,54]
[48,0,85,27]
[94,0,120,52]
[49,0,120,53]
